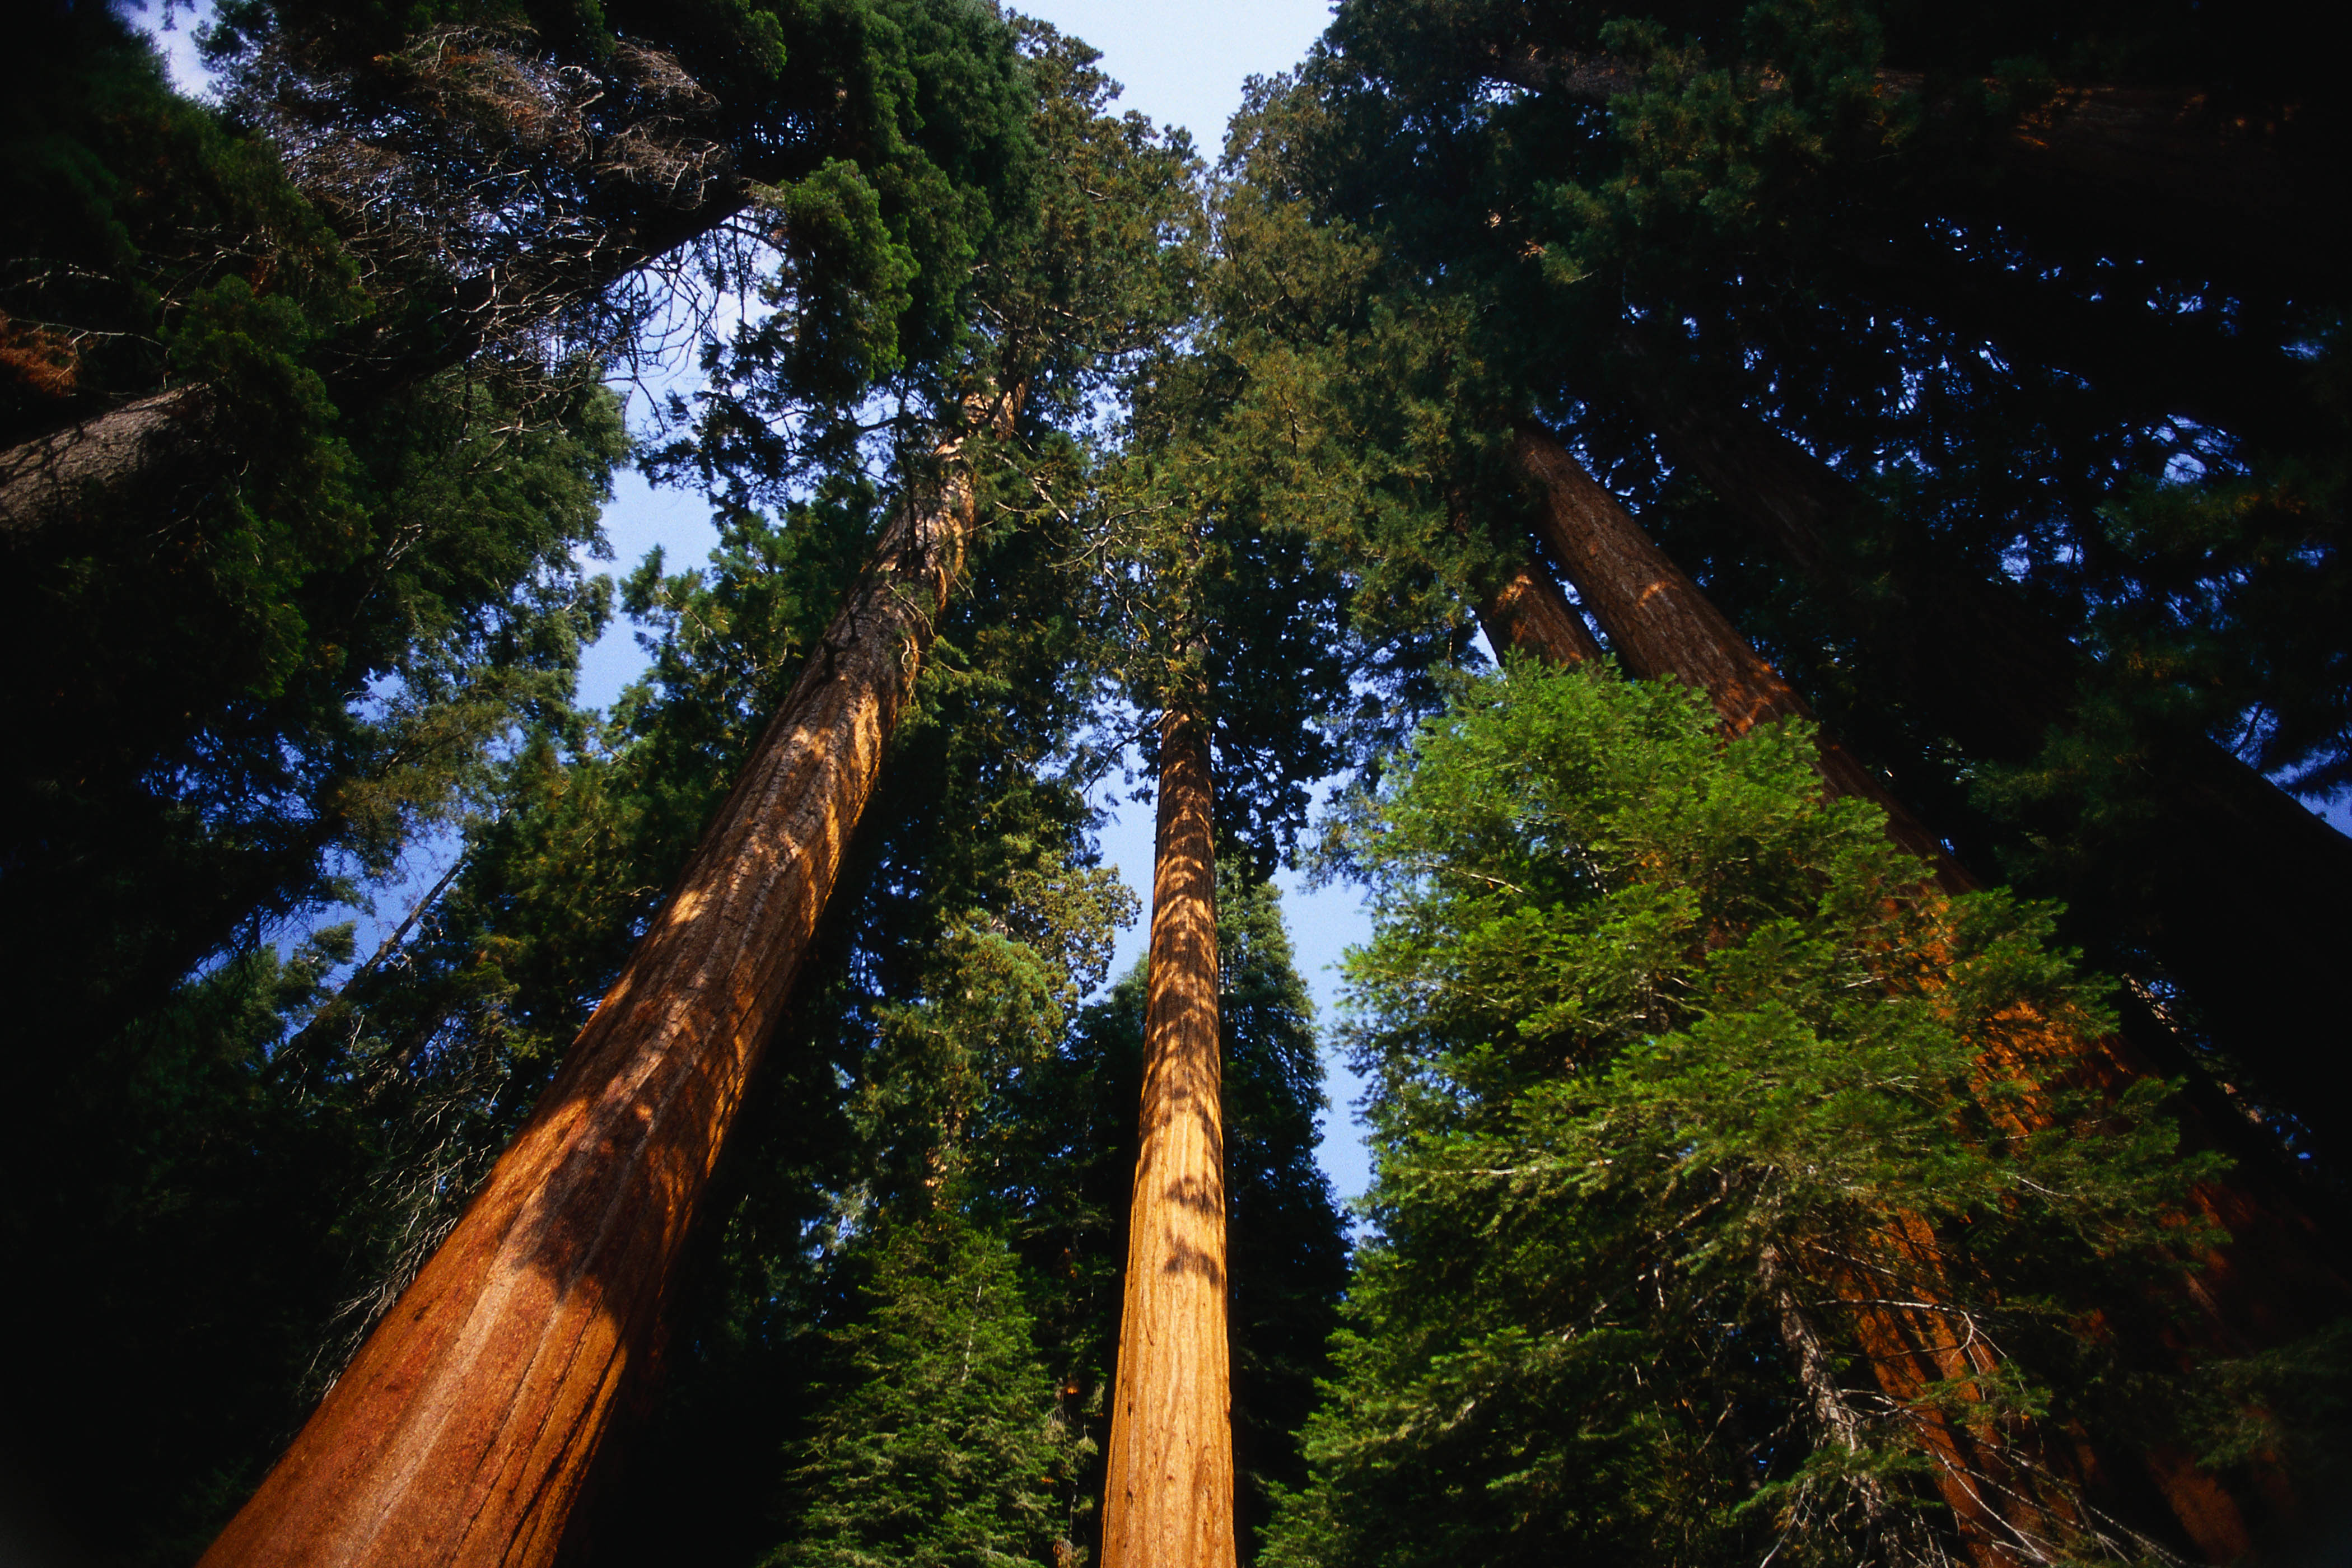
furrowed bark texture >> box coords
[196,415,990,1568]
[1619,372,2352,1151]
[1102,707,1237,1568]
[1507,427,2349,1564]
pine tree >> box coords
[197,394,1018,1568]
[192,15,1199,1561]
[1498,426,2352,1555]
[1258,0,2352,1155]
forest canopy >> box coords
[0,0,2345,1564]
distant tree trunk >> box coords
[1510,427,1966,890]
[1,39,752,545]
[1613,361,2352,1154]
[0,385,221,538]
[1474,547,1606,669]
[195,396,1009,1568]
[1102,704,1238,1568]
[1506,425,2350,1565]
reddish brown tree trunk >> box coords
[1614,358,2352,1156]
[1505,427,2349,1565]
[1510,427,1967,891]
[1102,705,1238,1568]
[195,406,1003,1568]
[1474,548,1606,669]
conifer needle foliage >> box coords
[1266,664,2319,1567]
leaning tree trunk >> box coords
[195,400,1005,1568]
[1101,704,1238,1568]
[1509,429,1966,891]
[0,190,741,539]
[1510,428,2087,1562]
[0,36,755,545]
[1613,361,2352,1154]
[1508,426,2346,1565]
[1473,547,1606,669]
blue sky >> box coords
[579,1,1380,1199]
[153,0,1380,1198]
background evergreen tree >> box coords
[773,1215,1072,1568]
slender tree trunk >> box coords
[1474,547,1606,669]
[1613,361,2352,1153]
[195,401,1005,1568]
[1102,705,1238,1568]
[1505,426,2352,1564]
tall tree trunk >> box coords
[195,400,1006,1568]
[1102,705,1238,1568]
[1613,360,2352,1153]
[1506,426,2348,1564]
[1510,428,1967,890]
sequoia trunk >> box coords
[1474,548,1606,669]
[195,404,1002,1568]
[1507,426,2349,1564]
[1618,365,2352,1151]
[1102,706,1238,1568]
[1510,427,1966,890]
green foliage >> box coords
[772,1214,1071,1568]
[1198,0,2352,1153]
[1215,874,1354,1556]
[1266,664,2265,1566]
[1,2,358,441]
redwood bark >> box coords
[1510,427,1966,890]
[1474,547,1606,669]
[1506,427,2349,1563]
[1101,706,1238,1568]
[1616,364,2352,1152]
[195,404,1001,1568]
